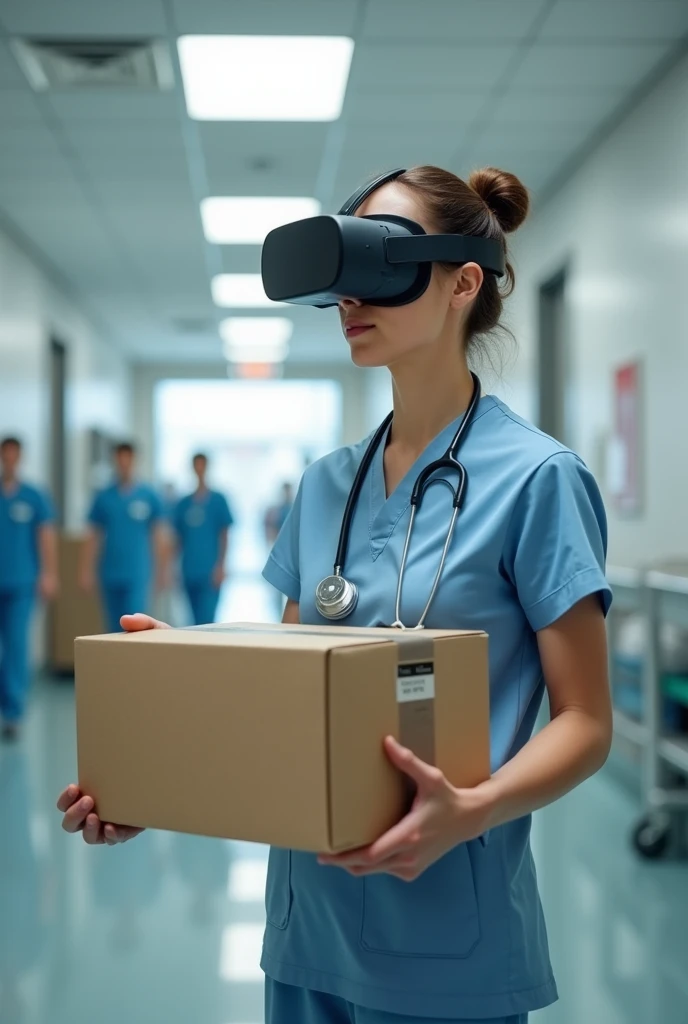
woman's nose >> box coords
[338,297,363,309]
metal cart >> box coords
[607,564,646,752]
[633,564,688,858]
[608,564,688,857]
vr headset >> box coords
[261,168,505,308]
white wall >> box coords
[0,222,131,529]
[503,51,688,567]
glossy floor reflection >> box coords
[2,680,687,1024]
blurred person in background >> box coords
[79,442,166,633]
[264,482,295,618]
[0,437,57,741]
[171,452,234,626]
[263,482,294,547]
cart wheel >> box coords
[632,813,671,859]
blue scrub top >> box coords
[262,395,612,1020]
[88,483,162,587]
[0,483,54,591]
[173,490,234,585]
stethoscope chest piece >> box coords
[315,574,359,620]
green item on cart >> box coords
[662,675,688,709]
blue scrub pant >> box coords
[184,581,220,625]
[102,583,149,633]
[265,980,528,1024]
[0,589,35,723]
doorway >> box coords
[49,337,67,525]
[154,378,342,623]
[537,268,571,445]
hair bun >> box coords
[468,167,529,234]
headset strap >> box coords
[338,168,406,216]
[385,233,505,277]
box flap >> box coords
[76,622,485,653]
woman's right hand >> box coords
[57,785,144,845]
[57,610,171,845]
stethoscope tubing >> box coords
[321,371,482,627]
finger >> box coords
[366,810,425,863]
[384,736,444,790]
[319,828,418,870]
[346,854,418,877]
[56,784,80,812]
[61,795,95,833]
[120,613,170,632]
[83,813,105,845]
[103,824,142,844]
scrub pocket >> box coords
[360,841,481,958]
[265,848,292,930]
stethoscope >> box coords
[315,372,482,630]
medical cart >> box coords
[608,564,688,858]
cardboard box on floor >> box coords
[50,534,105,673]
[76,623,490,853]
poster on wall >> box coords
[606,361,643,516]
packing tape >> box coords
[187,623,436,764]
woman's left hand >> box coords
[318,736,494,881]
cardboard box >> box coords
[76,623,489,852]
[50,534,105,672]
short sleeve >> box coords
[88,491,106,528]
[502,453,612,632]
[35,490,55,525]
[262,481,303,603]
[217,494,234,529]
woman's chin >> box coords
[347,337,391,368]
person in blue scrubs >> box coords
[58,165,613,1024]
[172,452,234,625]
[0,437,58,741]
[79,442,165,633]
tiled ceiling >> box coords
[0,0,686,364]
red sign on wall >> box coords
[610,361,642,515]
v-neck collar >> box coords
[367,396,493,559]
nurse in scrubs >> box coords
[79,442,166,633]
[58,165,613,1024]
[172,452,234,625]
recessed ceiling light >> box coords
[220,317,292,363]
[201,196,320,245]
[211,274,284,309]
[178,35,354,121]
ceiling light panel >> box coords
[211,274,285,308]
[201,196,320,244]
[220,317,292,363]
[178,35,354,121]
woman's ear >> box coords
[449,263,483,311]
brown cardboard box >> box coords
[76,623,489,852]
[50,534,105,672]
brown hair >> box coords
[396,165,529,352]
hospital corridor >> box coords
[1,2,688,1023]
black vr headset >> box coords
[261,168,505,308]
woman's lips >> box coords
[345,324,373,338]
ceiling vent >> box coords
[11,38,174,91]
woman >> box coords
[58,166,612,1024]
